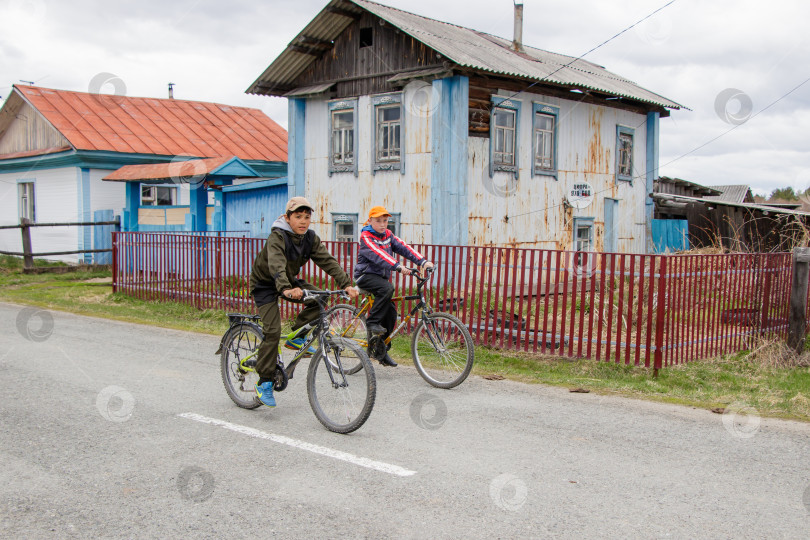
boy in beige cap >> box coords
[249,196,357,407]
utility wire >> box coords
[505,72,810,221]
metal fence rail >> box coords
[112,232,800,369]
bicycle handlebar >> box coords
[300,289,351,303]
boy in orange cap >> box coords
[354,206,433,366]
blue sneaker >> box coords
[255,381,276,407]
[284,337,317,356]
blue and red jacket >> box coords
[354,225,425,280]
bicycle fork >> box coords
[421,316,448,354]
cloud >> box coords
[1,0,808,195]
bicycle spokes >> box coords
[412,312,474,389]
[308,339,376,433]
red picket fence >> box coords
[112,232,800,369]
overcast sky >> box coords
[1,0,808,197]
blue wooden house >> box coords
[247,0,685,253]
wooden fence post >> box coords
[20,218,34,270]
[787,247,810,353]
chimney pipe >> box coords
[512,2,524,53]
[168,82,175,99]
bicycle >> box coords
[217,289,376,434]
[325,268,474,389]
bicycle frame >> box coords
[226,291,353,388]
[346,269,435,346]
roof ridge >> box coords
[357,0,621,79]
[15,84,267,114]
[351,0,474,33]
[472,31,636,85]
[343,1,682,109]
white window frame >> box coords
[532,103,559,179]
[386,212,401,236]
[328,99,358,177]
[616,125,634,183]
[332,213,358,242]
[490,96,520,178]
[372,94,404,174]
[18,180,35,222]
[573,216,595,275]
[141,185,177,206]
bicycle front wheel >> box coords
[220,324,262,409]
[307,338,376,433]
[324,304,367,375]
[411,312,474,389]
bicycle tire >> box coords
[220,323,263,409]
[411,312,474,389]
[324,304,368,375]
[307,337,376,433]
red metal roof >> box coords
[15,85,287,162]
[103,156,232,182]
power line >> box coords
[505,72,810,221]
[657,74,810,170]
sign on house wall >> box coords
[567,182,594,209]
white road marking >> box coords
[177,412,417,477]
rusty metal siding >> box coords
[302,83,434,243]
[300,82,651,252]
[466,89,648,252]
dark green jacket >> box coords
[249,217,350,307]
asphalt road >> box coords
[2,302,809,539]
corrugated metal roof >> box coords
[247,0,685,111]
[13,85,288,162]
[652,193,810,218]
[656,176,721,196]
[387,66,451,83]
[284,83,335,97]
[706,185,753,203]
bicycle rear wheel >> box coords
[220,324,263,409]
[324,304,367,375]
[411,312,474,389]
[307,338,376,433]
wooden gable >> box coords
[291,10,444,99]
[0,93,70,157]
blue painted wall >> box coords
[604,198,619,253]
[652,219,689,253]
[223,179,287,238]
[288,98,306,199]
[430,75,469,245]
[646,112,660,253]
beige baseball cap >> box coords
[285,196,313,213]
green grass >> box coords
[0,256,230,335]
[2,255,808,421]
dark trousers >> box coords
[357,273,396,339]
[254,284,321,380]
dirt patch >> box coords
[83,277,113,284]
